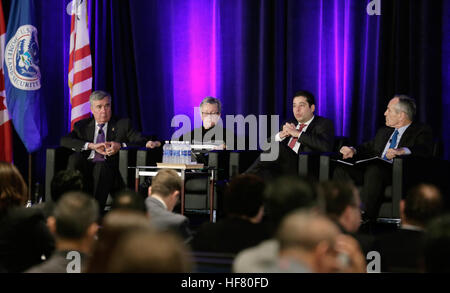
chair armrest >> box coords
[45,146,75,202]
[297,152,339,181]
[391,156,450,218]
[229,150,262,178]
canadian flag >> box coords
[0,0,12,163]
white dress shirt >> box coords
[275,116,315,154]
[83,122,109,160]
[381,123,412,160]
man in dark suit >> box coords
[192,174,269,254]
[374,184,443,272]
[177,96,241,163]
[335,95,433,220]
[246,90,334,179]
[319,181,375,255]
[60,90,161,213]
[26,192,99,273]
[145,169,193,243]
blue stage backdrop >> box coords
[2,0,449,186]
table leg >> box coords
[209,169,215,222]
[135,168,139,192]
[181,169,185,216]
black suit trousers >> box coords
[67,153,125,213]
[333,161,392,219]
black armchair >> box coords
[318,139,450,221]
[297,136,349,179]
[45,146,141,202]
[377,156,450,219]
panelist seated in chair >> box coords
[176,96,243,164]
[333,95,433,221]
[246,90,334,179]
[60,90,161,214]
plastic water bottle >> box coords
[167,141,173,163]
[185,141,192,164]
[162,141,169,163]
[179,142,185,164]
[172,141,181,164]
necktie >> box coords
[93,124,105,162]
[288,123,307,150]
[383,129,399,160]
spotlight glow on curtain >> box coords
[287,0,380,140]
[170,0,221,127]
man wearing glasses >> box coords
[178,97,238,152]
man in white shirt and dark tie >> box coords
[335,95,433,221]
[246,90,334,179]
[61,90,161,214]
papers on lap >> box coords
[334,156,393,166]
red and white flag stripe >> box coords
[68,0,92,130]
[0,0,13,163]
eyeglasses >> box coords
[201,112,220,116]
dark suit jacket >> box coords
[281,115,335,153]
[145,197,193,242]
[26,250,88,273]
[374,228,425,273]
[60,116,148,165]
[355,122,433,159]
[245,115,334,178]
[192,217,270,254]
[0,207,55,273]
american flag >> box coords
[68,0,92,130]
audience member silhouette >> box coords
[106,229,193,273]
[0,162,54,272]
[192,174,269,254]
[145,169,193,242]
[424,214,450,273]
[33,169,84,219]
[26,192,98,273]
[233,175,319,273]
[267,209,366,273]
[375,183,443,272]
[86,210,152,273]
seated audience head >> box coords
[224,174,265,223]
[149,169,182,212]
[292,90,315,123]
[264,175,318,234]
[319,181,361,233]
[111,189,147,214]
[47,192,99,252]
[199,96,221,129]
[276,209,343,273]
[106,229,192,273]
[89,90,112,124]
[384,94,416,128]
[424,214,450,273]
[51,169,84,202]
[401,183,443,228]
[86,210,152,272]
[0,162,27,215]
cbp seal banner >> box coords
[4,0,46,153]
[5,24,41,90]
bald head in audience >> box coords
[401,183,443,228]
[276,210,366,273]
[106,230,192,273]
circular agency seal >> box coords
[5,25,41,91]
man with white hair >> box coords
[334,95,433,221]
[61,90,161,213]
